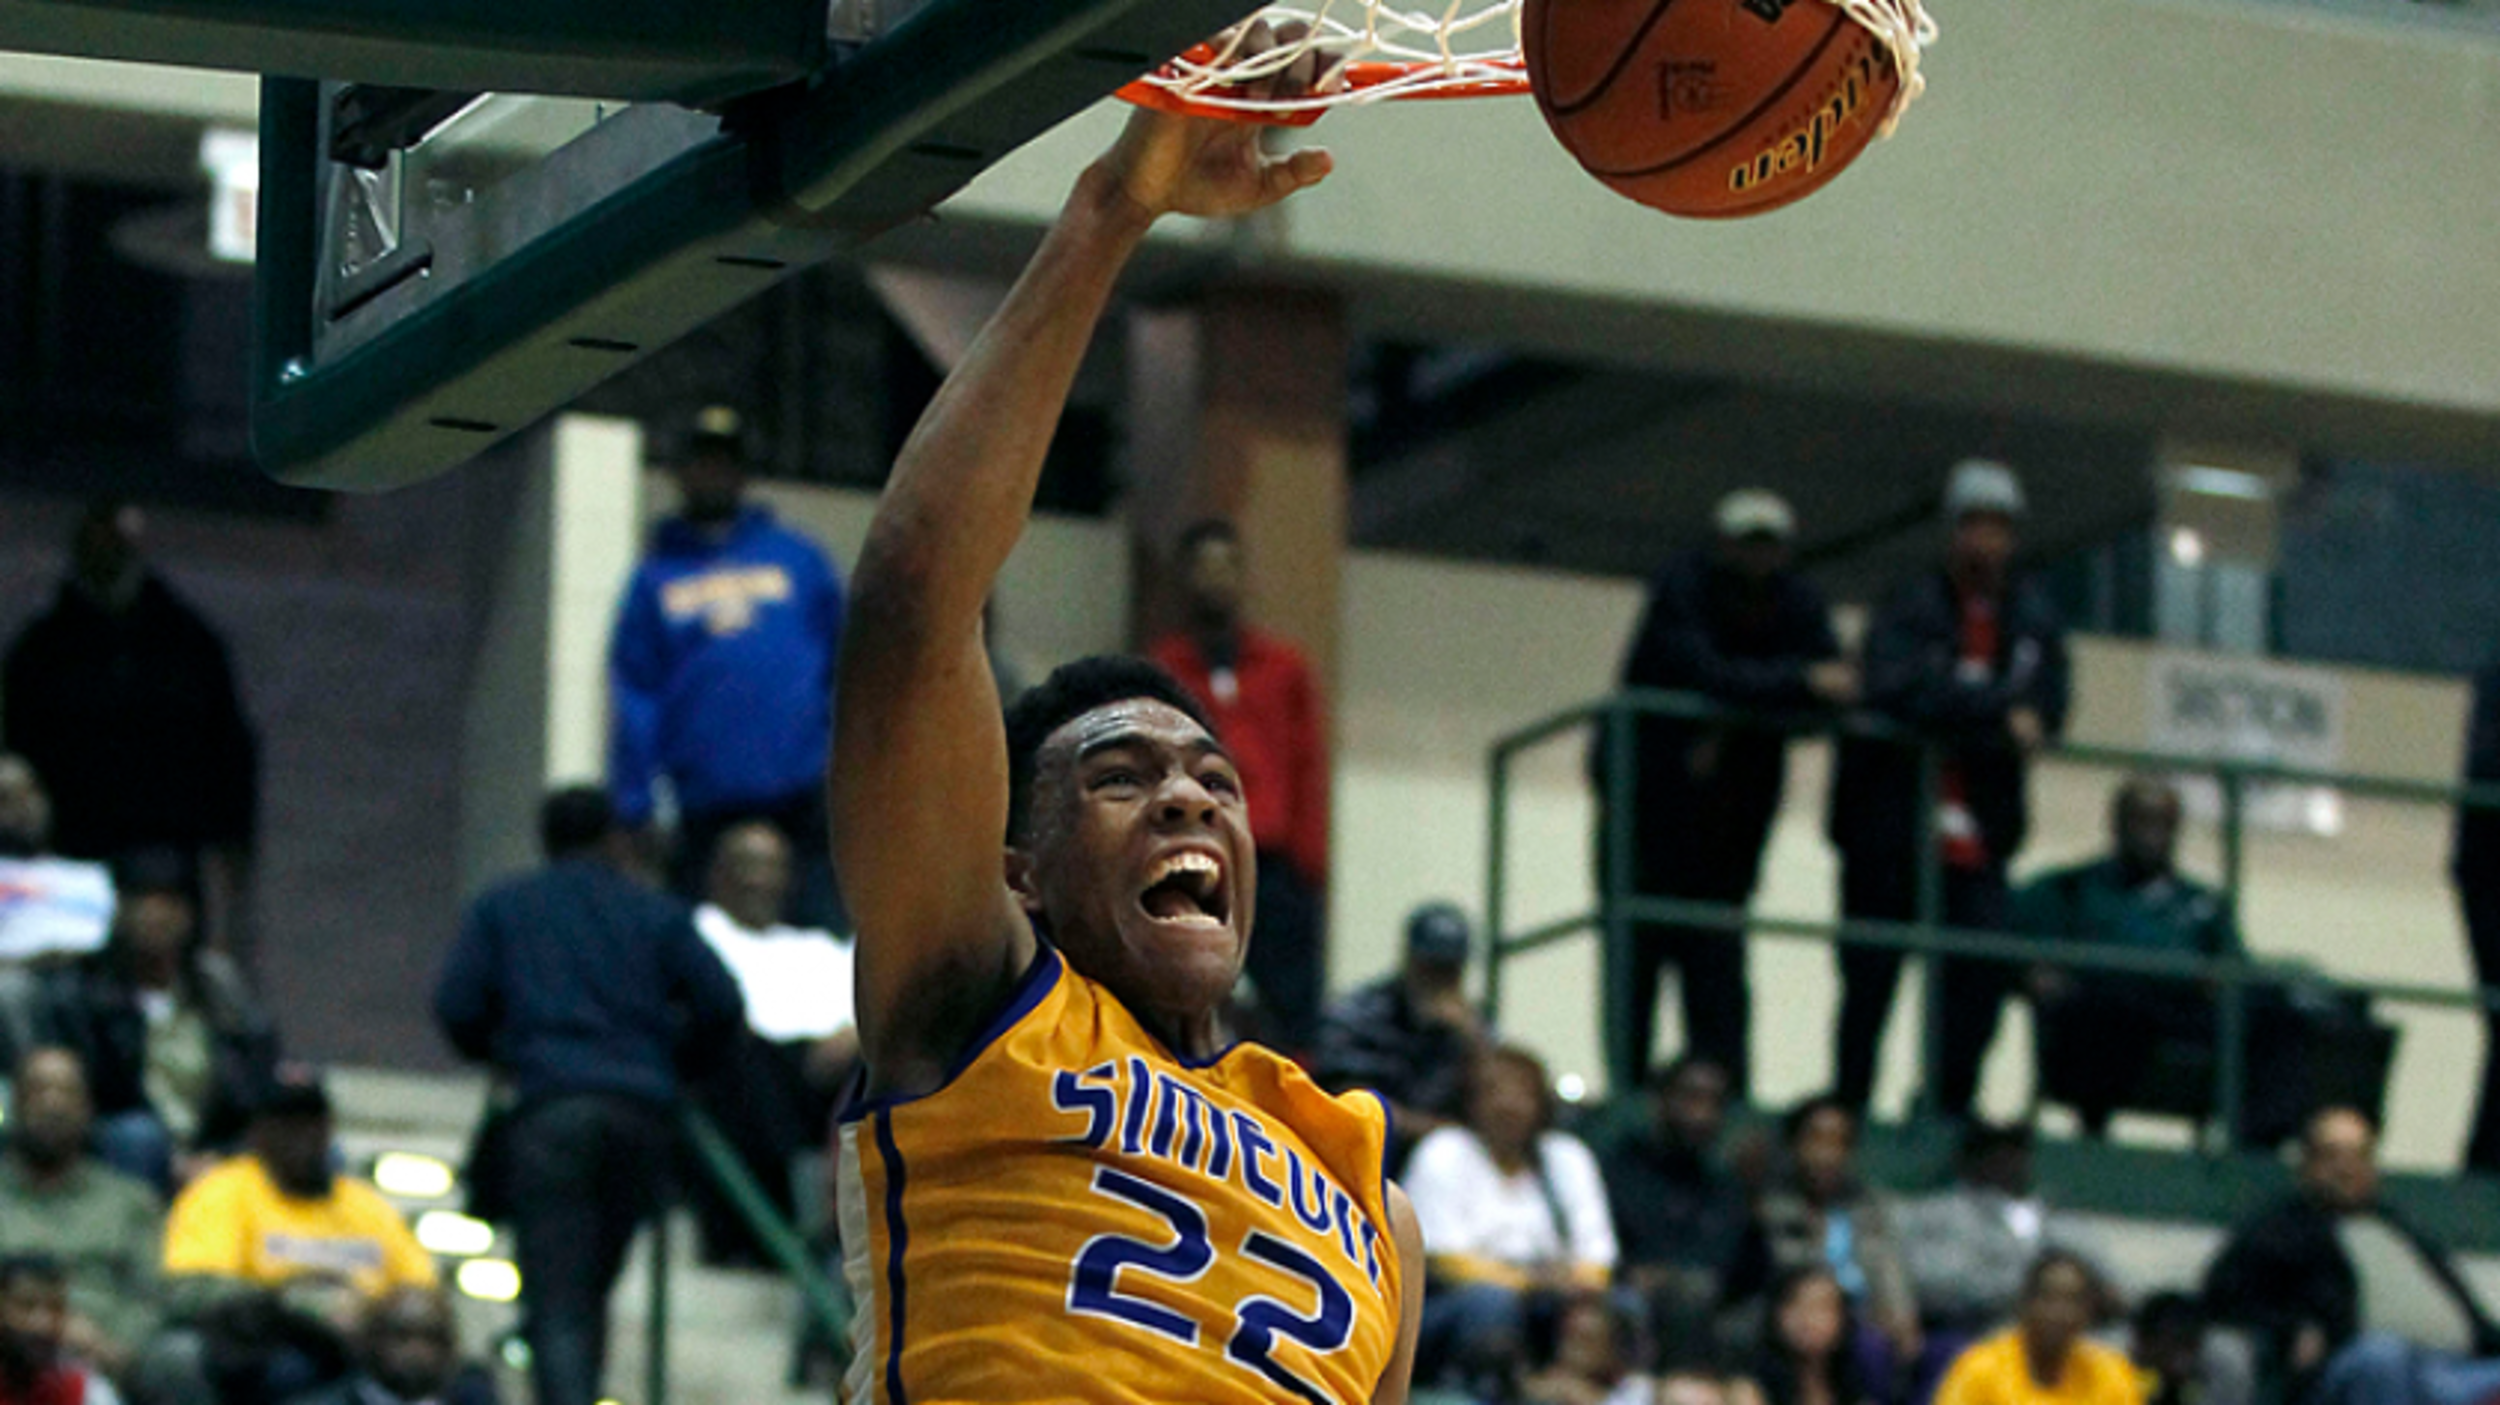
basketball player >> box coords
[825,64,1423,1405]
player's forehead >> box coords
[1045,697,1221,767]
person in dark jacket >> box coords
[1312,902,1485,1167]
[2454,663,2500,1173]
[1602,1055,1753,1367]
[433,787,741,1405]
[608,406,847,929]
[1601,490,1851,1096]
[39,850,277,1194]
[1826,460,2069,1117]
[2204,1107,2500,1405]
[2,500,257,943]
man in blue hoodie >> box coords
[609,407,847,929]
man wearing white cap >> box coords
[1827,459,2070,1118]
[1598,489,1852,1096]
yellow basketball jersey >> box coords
[835,948,1403,1405]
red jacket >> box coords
[0,1366,95,1405]
[1148,628,1330,887]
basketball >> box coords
[1525,0,1904,219]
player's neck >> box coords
[1136,1004,1230,1064]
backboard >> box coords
[251,0,1259,490]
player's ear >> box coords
[1004,845,1045,915]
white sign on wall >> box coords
[2145,650,2348,835]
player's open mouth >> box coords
[1138,850,1228,929]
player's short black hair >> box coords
[0,1253,65,1295]
[1003,655,1217,845]
[1176,518,1239,560]
[539,785,617,860]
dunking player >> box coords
[825,58,1422,1405]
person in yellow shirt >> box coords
[1936,1252,2142,1405]
[161,1067,434,1318]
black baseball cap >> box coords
[252,1063,332,1119]
[1404,903,1472,966]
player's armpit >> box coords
[830,593,1034,1096]
[1374,1182,1424,1405]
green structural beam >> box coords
[0,0,823,103]
[253,0,1253,490]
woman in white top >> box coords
[1403,1043,1621,1398]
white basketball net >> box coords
[1128,0,1939,135]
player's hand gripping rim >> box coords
[1096,18,1341,223]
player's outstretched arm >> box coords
[831,100,1332,1096]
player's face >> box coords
[1023,699,1256,1029]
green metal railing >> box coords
[632,1105,852,1404]
[1484,688,2500,1142]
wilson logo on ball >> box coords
[1726,48,1880,193]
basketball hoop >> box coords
[1120,0,1937,135]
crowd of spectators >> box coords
[1,415,2495,1405]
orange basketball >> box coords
[1524,0,1902,219]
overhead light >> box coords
[415,1210,497,1258]
[456,1259,522,1303]
[1555,1073,1588,1103]
[2168,528,2206,567]
[372,1152,457,1200]
[2172,465,2273,502]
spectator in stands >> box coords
[0,1049,162,1382]
[1897,1122,2094,1349]
[40,849,277,1195]
[1148,519,1330,1048]
[687,819,856,1266]
[2133,1294,2214,1405]
[1601,488,1851,1095]
[434,787,741,1405]
[1827,458,2069,1117]
[1932,1251,2141,1405]
[1313,901,1483,1164]
[1,500,257,940]
[279,1288,495,1405]
[2204,1106,2500,1405]
[2019,777,2240,1136]
[1405,1043,1619,1399]
[161,1067,431,1309]
[0,1254,123,1405]
[608,406,847,929]
[1730,1266,1879,1405]
[141,1067,431,1405]
[0,758,109,1055]
[2455,661,2500,1174]
[1603,1055,1752,1367]
[1523,1294,1658,1405]
[1731,1096,1920,1376]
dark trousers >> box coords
[688,1032,828,1266]
[1603,798,1770,1096]
[508,1093,675,1405]
[2464,886,2500,1171]
[2036,979,2218,1135]
[1248,854,1325,1053]
[1833,852,2013,1116]
[673,787,845,933]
